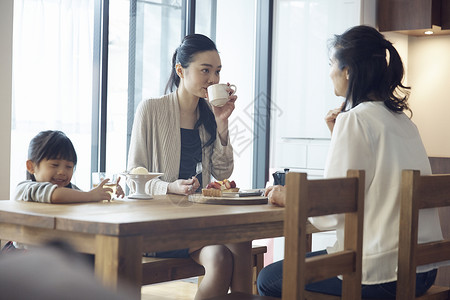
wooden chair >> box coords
[300,170,450,300]
[428,157,450,287]
[210,169,365,300]
[395,170,450,300]
[142,244,267,295]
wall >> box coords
[408,35,450,157]
[385,32,450,157]
[0,0,13,199]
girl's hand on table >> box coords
[115,176,125,199]
[89,179,113,201]
[265,185,286,207]
[168,178,200,195]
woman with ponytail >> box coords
[258,25,443,298]
[128,34,252,299]
[128,33,235,196]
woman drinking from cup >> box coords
[128,33,236,196]
[127,34,251,299]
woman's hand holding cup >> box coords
[207,83,237,121]
[207,83,237,107]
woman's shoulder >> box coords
[340,101,414,137]
[335,102,376,130]
[351,101,409,121]
[138,92,178,111]
[341,101,388,120]
[349,101,381,112]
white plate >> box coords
[188,193,268,205]
[221,189,264,198]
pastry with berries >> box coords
[202,179,238,197]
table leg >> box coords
[95,234,143,299]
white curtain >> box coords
[11,0,95,194]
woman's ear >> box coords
[345,68,350,80]
[26,160,35,174]
[175,63,184,79]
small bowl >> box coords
[122,172,163,199]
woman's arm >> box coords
[211,88,237,146]
[127,100,169,195]
[311,110,373,231]
[265,185,286,207]
[208,132,234,181]
[127,101,151,172]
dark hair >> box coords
[330,25,410,113]
[165,34,218,147]
[27,130,77,180]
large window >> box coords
[108,0,257,188]
[196,0,257,188]
[11,0,95,193]
[106,0,183,175]
[12,0,259,196]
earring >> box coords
[175,64,183,78]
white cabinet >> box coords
[270,0,374,175]
[268,0,375,261]
[275,138,329,170]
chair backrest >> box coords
[397,170,450,300]
[282,170,365,300]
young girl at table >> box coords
[127,34,252,299]
[3,130,125,253]
[14,130,124,203]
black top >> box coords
[179,128,202,187]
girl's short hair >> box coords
[27,130,77,180]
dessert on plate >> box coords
[130,166,149,174]
[201,179,238,197]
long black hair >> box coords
[165,34,218,147]
[330,25,411,113]
[27,130,77,180]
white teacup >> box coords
[207,83,237,107]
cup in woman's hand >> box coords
[207,83,237,107]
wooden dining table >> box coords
[0,195,295,299]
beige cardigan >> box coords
[127,91,234,195]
